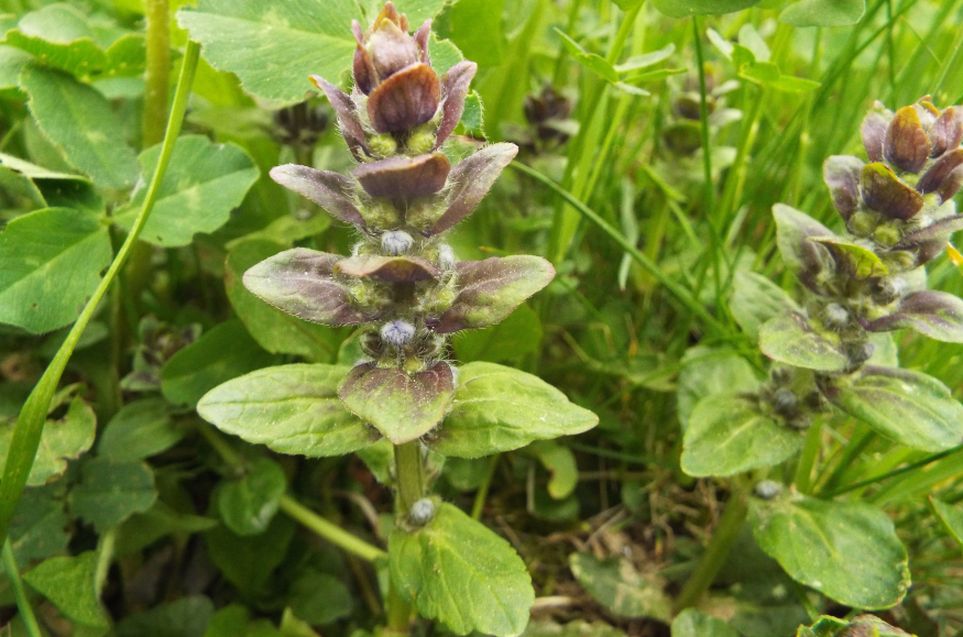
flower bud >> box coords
[369,133,398,157]
[754,480,783,500]
[821,303,850,330]
[771,387,798,415]
[381,319,416,347]
[437,244,456,270]
[872,222,902,247]
[381,230,414,255]
[407,124,438,155]
[847,210,878,237]
[409,497,436,526]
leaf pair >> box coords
[197,361,597,451]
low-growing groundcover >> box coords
[1,0,963,636]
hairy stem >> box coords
[0,41,201,546]
[143,0,171,147]
[674,486,749,612]
[386,441,427,634]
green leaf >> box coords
[681,394,802,477]
[826,366,963,452]
[339,362,455,445]
[453,305,542,364]
[98,398,183,461]
[751,494,909,609]
[69,458,157,533]
[225,238,341,361]
[930,497,963,548]
[205,514,295,596]
[0,46,30,90]
[672,609,741,637]
[161,320,274,407]
[20,65,138,189]
[445,0,505,67]
[569,553,671,621]
[529,441,578,500]
[115,501,217,557]
[4,4,145,77]
[812,236,889,279]
[432,362,598,458]
[653,0,761,17]
[730,270,800,340]
[389,502,534,636]
[289,570,354,625]
[0,207,112,334]
[177,0,359,106]
[676,346,760,429]
[115,596,214,637]
[216,457,286,536]
[24,551,109,628]
[357,0,447,25]
[0,151,89,182]
[555,29,617,83]
[9,485,69,565]
[759,312,849,372]
[114,135,259,247]
[0,396,96,486]
[780,0,866,26]
[198,364,375,457]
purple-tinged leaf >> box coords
[352,21,376,94]
[435,61,478,148]
[335,255,440,282]
[430,143,519,235]
[930,106,963,157]
[884,106,930,173]
[338,361,455,443]
[824,365,963,452]
[758,311,849,372]
[353,152,450,199]
[243,248,372,326]
[860,163,923,220]
[414,20,431,64]
[772,204,836,290]
[366,20,421,81]
[823,155,863,220]
[866,290,963,342]
[367,63,441,133]
[270,164,365,229]
[938,165,963,203]
[862,109,888,162]
[433,256,555,333]
[310,76,368,156]
[898,215,963,249]
[918,148,963,198]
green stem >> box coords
[471,455,500,520]
[394,441,425,514]
[194,425,385,562]
[793,421,822,494]
[674,487,749,613]
[386,441,426,635]
[143,0,171,147]
[2,540,42,637]
[94,527,117,597]
[279,496,386,562]
[0,41,201,546]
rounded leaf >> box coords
[681,394,802,477]
[759,312,849,372]
[389,502,534,636]
[751,494,909,609]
